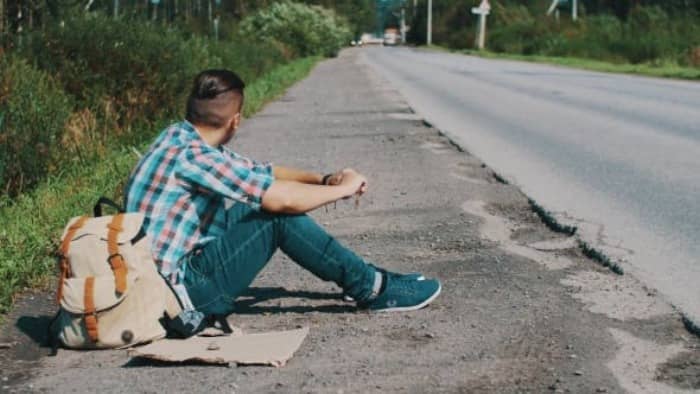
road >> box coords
[2,49,699,393]
[362,47,700,326]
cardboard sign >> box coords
[128,327,309,367]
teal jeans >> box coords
[183,203,377,315]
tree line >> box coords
[0,0,377,46]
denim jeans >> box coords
[183,202,377,315]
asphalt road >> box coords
[2,49,699,393]
[362,47,700,326]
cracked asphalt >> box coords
[362,46,700,327]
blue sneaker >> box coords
[360,277,441,312]
[343,267,425,302]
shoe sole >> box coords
[371,282,442,313]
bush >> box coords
[489,4,541,54]
[16,16,287,184]
[24,17,284,129]
[239,1,351,58]
[617,6,673,63]
[0,56,72,196]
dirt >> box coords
[0,49,699,393]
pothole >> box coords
[560,270,673,321]
[656,350,700,390]
[607,328,690,394]
[461,200,572,270]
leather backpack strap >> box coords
[83,277,99,342]
[56,216,89,304]
[107,214,128,295]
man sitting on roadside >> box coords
[124,69,441,332]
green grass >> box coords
[421,45,700,80]
[0,56,320,316]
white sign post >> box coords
[471,0,490,50]
[427,0,432,46]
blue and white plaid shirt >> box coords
[124,120,274,309]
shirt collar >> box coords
[180,120,225,152]
[181,120,198,136]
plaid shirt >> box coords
[124,120,274,309]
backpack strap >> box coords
[93,197,125,217]
[107,214,129,295]
[56,216,89,304]
[83,276,99,342]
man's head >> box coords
[185,69,245,145]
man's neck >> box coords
[192,124,223,147]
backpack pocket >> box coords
[56,273,170,349]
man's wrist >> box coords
[321,173,332,185]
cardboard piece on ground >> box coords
[127,327,309,367]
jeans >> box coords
[183,203,377,315]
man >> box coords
[124,69,440,332]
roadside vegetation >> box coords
[0,1,347,314]
[406,1,700,79]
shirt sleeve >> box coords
[174,143,275,210]
[220,146,273,176]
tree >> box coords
[0,0,5,42]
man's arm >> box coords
[272,165,324,185]
[262,169,367,214]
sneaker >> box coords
[342,267,425,302]
[359,277,441,313]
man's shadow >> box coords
[233,287,357,314]
[14,287,354,348]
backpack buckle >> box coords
[107,253,124,265]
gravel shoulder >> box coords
[1,49,699,394]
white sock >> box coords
[370,272,384,299]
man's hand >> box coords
[324,171,344,186]
[339,168,368,198]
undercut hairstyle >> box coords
[185,69,246,128]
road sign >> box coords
[472,0,490,16]
[479,0,491,12]
[472,0,491,49]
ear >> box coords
[233,112,241,129]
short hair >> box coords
[185,69,246,128]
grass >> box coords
[579,240,624,275]
[527,198,577,236]
[422,45,700,80]
[0,56,321,317]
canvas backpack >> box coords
[49,198,183,350]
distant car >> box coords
[383,32,399,46]
[383,28,400,46]
[360,33,384,46]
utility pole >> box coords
[426,0,432,46]
[547,0,578,21]
[400,7,406,44]
[113,0,119,18]
[152,0,159,21]
[0,0,5,45]
[471,0,490,50]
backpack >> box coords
[49,198,183,350]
